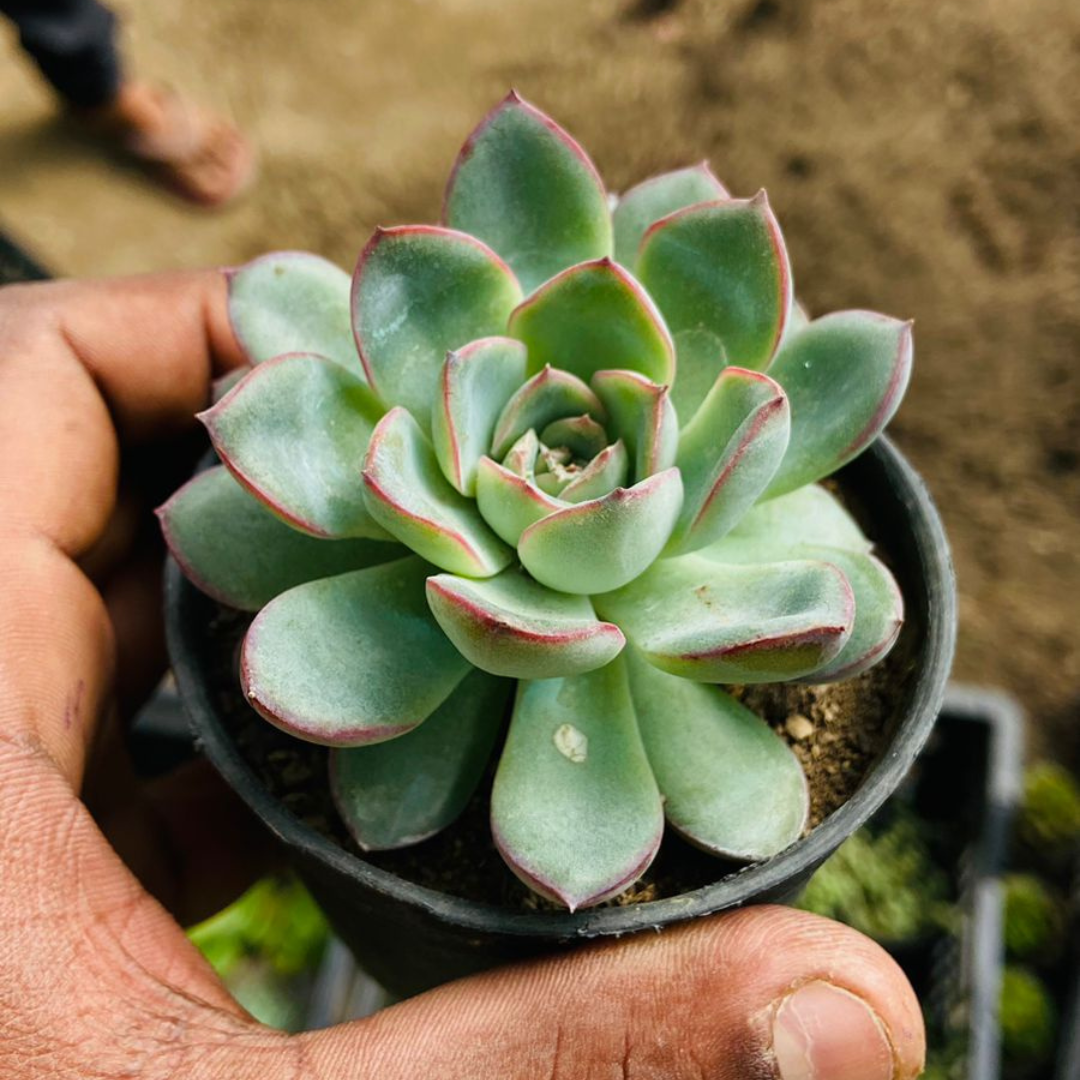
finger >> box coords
[0,270,242,783]
[296,905,924,1080]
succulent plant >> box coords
[160,92,912,910]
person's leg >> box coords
[1,0,255,207]
[1,0,121,108]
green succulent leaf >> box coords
[491,660,663,910]
[158,466,400,611]
[559,440,630,503]
[722,483,872,555]
[666,367,790,556]
[796,549,903,681]
[612,162,729,269]
[702,538,903,682]
[443,91,612,294]
[241,556,470,746]
[591,369,679,482]
[595,553,854,683]
[330,668,509,850]
[432,336,528,496]
[474,456,567,546]
[426,568,625,679]
[637,194,792,420]
[199,353,388,539]
[624,648,808,859]
[491,366,606,460]
[351,225,523,427]
[764,311,914,498]
[518,468,684,594]
[227,252,363,376]
[362,408,513,578]
[509,258,675,385]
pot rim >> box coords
[167,435,956,941]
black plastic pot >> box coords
[167,435,957,997]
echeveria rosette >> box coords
[159,92,912,912]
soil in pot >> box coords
[199,598,918,911]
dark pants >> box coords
[2,0,121,108]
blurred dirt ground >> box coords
[1,0,1077,759]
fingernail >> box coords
[771,981,897,1080]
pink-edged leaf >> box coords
[509,258,675,385]
[351,225,522,428]
[240,556,470,747]
[666,367,790,555]
[362,407,512,578]
[624,647,807,860]
[474,455,567,546]
[558,440,630,503]
[158,466,400,612]
[702,533,903,683]
[227,252,364,376]
[432,336,527,496]
[330,669,509,851]
[538,414,608,461]
[198,353,388,539]
[426,568,625,679]
[764,311,914,497]
[591,369,679,482]
[613,162,729,269]
[637,193,793,421]
[594,553,854,683]
[491,659,663,910]
[491,365,606,460]
[517,468,683,595]
[443,91,612,293]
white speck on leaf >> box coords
[553,723,588,763]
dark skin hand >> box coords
[0,271,925,1079]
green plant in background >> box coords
[1002,872,1066,963]
[1017,760,1080,865]
[999,965,1057,1068]
[189,876,330,979]
[188,876,330,1030]
[798,811,952,942]
[161,92,912,910]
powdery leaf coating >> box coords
[362,408,513,578]
[443,91,612,293]
[330,668,510,850]
[637,194,792,421]
[351,225,523,428]
[228,251,363,377]
[558,440,630,503]
[199,353,388,539]
[591,368,679,482]
[517,468,684,594]
[426,568,625,679]
[666,367,790,555]
[595,553,854,683]
[509,258,675,386]
[241,557,471,747]
[703,536,904,683]
[765,310,914,498]
[474,455,567,546]
[490,366,606,460]
[432,337,528,496]
[721,483,872,555]
[612,162,730,269]
[491,659,663,910]
[625,647,808,860]
[158,466,400,612]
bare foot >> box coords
[75,82,256,208]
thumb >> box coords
[293,905,925,1080]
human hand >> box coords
[0,271,925,1079]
